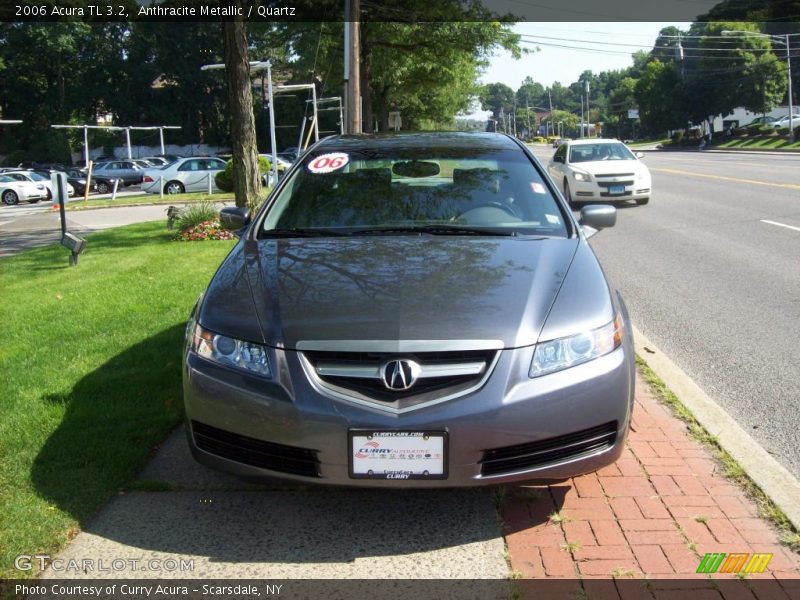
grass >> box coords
[716,134,800,151]
[549,511,572,524]
[0,221,235,578]
[65,191,233,210]
[636,355,800,550]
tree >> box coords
[635,59,687,135]
[222,8,261,209]
[479,82,515,119]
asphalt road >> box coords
[531,145,800,479]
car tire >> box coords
[28,197,41,204]
[2,190,19,205]
[46,189,52,200]
[564,180,582,209]
[96,181,111,194]
[636,197,649,206]
[165,181,185,195]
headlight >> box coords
[529,315,623,378]
[191,323,271,377]
[573,171,591,182]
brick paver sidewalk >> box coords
[504,372,800,598]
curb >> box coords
[632,324,800,530]
[64,199,234,212]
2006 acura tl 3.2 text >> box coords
[182,132,635,487]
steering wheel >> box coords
[455,201,522,221]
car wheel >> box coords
[636,197,649,206]
[2,190,19,205]
[165,181,185,195]
[96,181,111,194]
[46,189,52,200]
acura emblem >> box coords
[381,359,420,391]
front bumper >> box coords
[183,333,635,488]
[571,178,651,202]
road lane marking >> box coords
[651,167,800,191]
[761,219,800,233]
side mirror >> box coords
[579,205,616,238]
[220,206,251,231]
[635,152,645,159]
[553,155,564,163]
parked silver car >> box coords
[183,132,634,487]
[141,157,227,194]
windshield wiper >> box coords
[350,225,518,237]
[263,227,348,238]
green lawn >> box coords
[717,135,800,150]
[66,191,234,210]
[0,222,235,578]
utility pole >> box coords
[585,80,590,137]
[580,96,584,139]
[345,0,361,134]
[547,88,554,137]
[525,96,531,137]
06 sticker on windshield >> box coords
[307,152,349,174]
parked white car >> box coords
[547,139,652,206]
[3,170,75,200]
[0,174,48,205]
[140,157,228,194]
[773,114,800,130]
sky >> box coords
[463,22,692,118]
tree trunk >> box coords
[378,88,390,132]
[223,12,261,209]
[360,25,373,133]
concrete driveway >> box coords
[39,426,508,581]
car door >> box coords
[177,159,205,191]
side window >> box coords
[178,160,199,172]
[211,159,226,170]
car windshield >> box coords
[569,143,635,163]
[260,144,568,238]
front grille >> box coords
[480,421,617,476]
[303,349,496,402]
[595,173,635,178]
[192,421,320,477]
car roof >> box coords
[312,132,522,152]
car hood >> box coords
[570,160,646,176]
[201,236,581,350]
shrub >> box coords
[215,156,272,192]
[776,127,791,136]
[794,125,800,139]
[671,130,684,144]
[175,220,235,242]
[733,127,748,137]
[173,202,218,233]
[757,125,776,135]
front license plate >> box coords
[349,431,447,480]
[608,185,625,195]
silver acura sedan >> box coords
[183,132,635,487]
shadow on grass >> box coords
[30,323,186,524]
